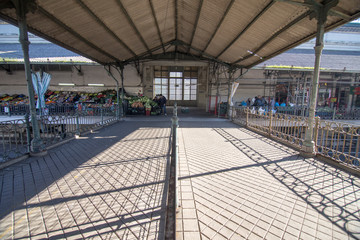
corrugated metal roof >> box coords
[0,0,359,68]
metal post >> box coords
[165,102,179,238]
[25,113,31,153]
[347,75,355,114]
[104,65,120,120]
[171,102,179,208]
[301,2,335,157]
[246,108,249,127]
[101,107,104,125]
[268,111,272,137]
[119,64,125,117]
[227,68,232,119]
[15,0,43,153]
[75,113,80,137]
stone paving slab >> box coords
[0,121,171,239]
[177,120,360,240]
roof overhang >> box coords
[0,0,359,69]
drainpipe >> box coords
[15,0,44,154]
[301,1,338,157]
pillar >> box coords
[15,0,44,153]
[301,0,339,157]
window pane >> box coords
[176,79,182,85]
[184,86,190,95]
[191,79,197,85]
[163,94,168,99]
[169,94,175,100]
[184,94,190,100]
[176,72,182,77]
[191,89,197,95]
[191,94,196,100]
[184,79,190,86]
[170,89,175,95]
[155,88,161,95]
[155,85,161,91]
[170,78,175,85]
[155,78,161,84]
[162,78,168,85]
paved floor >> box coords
[177,120,360,240]
[0,116,359,239]
[0,120,171,239]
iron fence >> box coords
[0,103,118,116]
[0,109,119,163]
[232,107,360,170]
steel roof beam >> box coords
[124,40,174,64]
[246,10,360,69]
[232,10,312,65]
[0,12,104,64]
[149,0,165,53]
[276,0,351,20]
[37,6,119,62]
[201,0,235,54]
[76,0,136,57]
[187,0,203,53]
[115,0,151,54]
[216,0,275,59]
[173,40,237,67]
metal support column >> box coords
[226,68,232,119]
[346,75,355,113]
[118,64,125,117]
[104,65,120,120]
[301,0,338,157]
[15,0,44,154]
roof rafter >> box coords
[114,0,151,54]
[201,0,235,54]
[174,0,178,52]
[37,6,119,62]
[75,0,136,57]
[232,10,312,65]
[215,0,275,59]
[149,0,165,53]
[187,0,203,53]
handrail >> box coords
[165,102,179,239]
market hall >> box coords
[1,0,360,239]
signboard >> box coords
[330,97,337,103]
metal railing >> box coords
[0,103,119,116]
[232,107,360,170]
[165,102,179,239]
[0,109,119,163]
[243,105,360,120]
[0,118,29,161]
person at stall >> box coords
[159,94,167,115]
